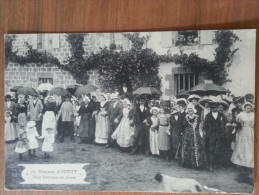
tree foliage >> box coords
[62,34,92,84]
[4,35,61,67]
[5,30,238,90]
[93,33,161,93]
[4,35,16,65]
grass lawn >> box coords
[5,137,253,193]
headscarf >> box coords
[83,96,91,103]
[185,103,197,113]
[242,102,254,110]
[150,107,160,114]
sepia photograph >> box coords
[4,29,256,193]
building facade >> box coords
[5,30,256,97]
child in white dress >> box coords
[26,121,39,157]
[41,127,55,158]
[15,124,29,160]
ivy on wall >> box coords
[4,35,61,67]
[5,30,239,89]
[159,30,239,85]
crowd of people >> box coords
[5,86,254,185]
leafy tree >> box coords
[94,33,161,93]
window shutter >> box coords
[31,34,38,49]
[171,31,177,46]
[52,34,60,48]
[161,32,173,48]
[200,30,215,45]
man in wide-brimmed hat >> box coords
[131,96,150,155]
[203,101,228,171]
[57,94,75,142]
[106,93,123,148]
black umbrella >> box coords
[190,81,227,96]
[10,86,23,92]
[66,84,82,95]
[74,85,98,98]
[17,87,38,96]
[49,87,71,96]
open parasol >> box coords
[17,87,38,96]
[176,90,189,99]
[66,84,82,95]
[37,83,54,91]
[189,80,226,96]
[133,86,161,96]
[49,87,71,96]
[10,86,23,92]
[74,84,98,98]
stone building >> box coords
[144,29,255,98]
[5,33,130,93]
[5,30,256,98]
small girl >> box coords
[144,106,160,156]
[15,124,29,160]
[5,111,17,142]
[158,107,171,161]
[26,121,39,157]
[41,127,55,158]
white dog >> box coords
[155,173,225,193]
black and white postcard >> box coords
[4,29,256,193]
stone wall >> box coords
[5,63,99,94]
[11,33,130,64]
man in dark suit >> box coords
[203,102,228,171]
[105,93,123,148]
[131,97,150,155]
[119,83,132,101]
[170,98,187,160]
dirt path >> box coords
[5,138,253,193]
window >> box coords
[48,36,53,48]
[110,34,115,44]
[38,78,53,85]
[37,34,44,49]
[175,31,199,46]
[175,74,199,94]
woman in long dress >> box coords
[15,98,28,131]
[78,96,93,143]
[95,94,110,144]
[181,104,207,168]
[5,111,17,142]
[41,96,57,138]
[231,102,254,184]
[144,106,160,155]
[158,107,171,160]
[112,99,135,152]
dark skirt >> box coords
[182,126,207,168]
[78,113,94,141]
